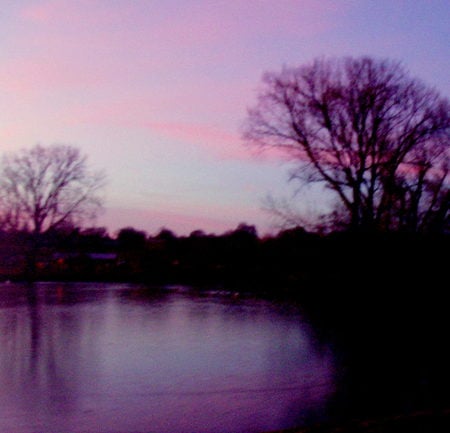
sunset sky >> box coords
[1,0,448,236]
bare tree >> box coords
[244,57,449,232]
[0,144,105,235]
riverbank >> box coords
[265,408,450,433]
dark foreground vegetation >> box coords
[1,224,447,289]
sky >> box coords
[1,0,449,236]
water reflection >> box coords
[0,282,335,433]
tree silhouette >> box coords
[0,144,105,279]
[244,57,449,232]
[0,144,105,234]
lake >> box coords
[0,282,336,433]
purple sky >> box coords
[1,0,449,236]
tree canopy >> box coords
[244,57,449,233]
[0,144,105,234]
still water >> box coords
[0,282,335,433]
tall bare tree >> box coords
[0,144,105,234]
[244,57,449,232]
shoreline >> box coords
[263,408,450,433]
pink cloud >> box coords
[69,101,288,162]
[20,0,124,27]
[7,1,342,128]
[60,95,287,162]
[20,1,56,23]
[13,0,343,96]
[4,1,342,165]
[145,121,298,162]
[0,57,104,99]
[143,121,247,160]
[19,1,338,43]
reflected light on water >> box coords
[0,282,336,433]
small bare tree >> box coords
[0,144,105,235]
[244,57,449,232]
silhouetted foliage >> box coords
[0,144,105,234]
[0,144,106,279]
[244,57,449,233]
[155,228,176,242]
[117,227,147,251]
[1,221,447,293]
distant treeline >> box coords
[1,224,447,296]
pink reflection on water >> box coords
[0,283,335,433]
